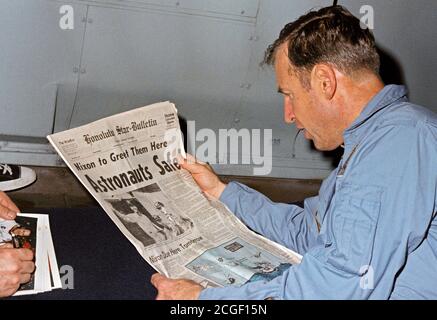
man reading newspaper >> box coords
[151,6,437,300]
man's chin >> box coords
[313,141,340,152]
[303,132,339,151]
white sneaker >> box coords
[0,164,37,191]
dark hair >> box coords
[263,5,380,78]
[154,201,164,209]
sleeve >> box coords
[220,182,320,254]
[0,220,18,242]
[200,121,437,300]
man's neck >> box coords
[340,73,385,127]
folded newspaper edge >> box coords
[47,101,301,288]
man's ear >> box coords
[311,64,337,100]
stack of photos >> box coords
[0,213,62,295]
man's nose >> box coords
[284,97,296,124]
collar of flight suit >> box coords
[342,84,409,147]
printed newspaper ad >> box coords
[47,101,301,288]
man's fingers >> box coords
[151,273,173,300]
[0,205,18,220]
[176,155,184,166]
[179,161,200,173]
[20,261,36,274]
[184,153,204,164]
[155,292,166,300]
[6,201,19,214]
[0,243,13,249]
[0,191,20,212]
[180,159,210,175]
[151,273,165,288]
[151,273,175,295]
[0,192,19,219]
[19,272,32,285]
[0,248,34,274]
[151,274,180,300]
[16,248,34,261]
[4,272,32,287]
[151,273,202,300]
[0,287,19,298]
[179,153,207,166]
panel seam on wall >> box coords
[67,5,90,129]
[51,0,257,24]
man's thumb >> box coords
[0,206,17,220]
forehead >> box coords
[274,44,289,69]
[275,44,296,72]
[274,44,299,88]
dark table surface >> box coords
[10,206,157,300]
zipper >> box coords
[337,144,359,177]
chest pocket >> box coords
[326,184,383,276]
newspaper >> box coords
[47,101,301,288]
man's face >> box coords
[274,44,342,151]
[130,205,140,214]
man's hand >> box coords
[0,191,19,220]
[151,273,203,300]
[0,244,35,297]
[179,154,226,199]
